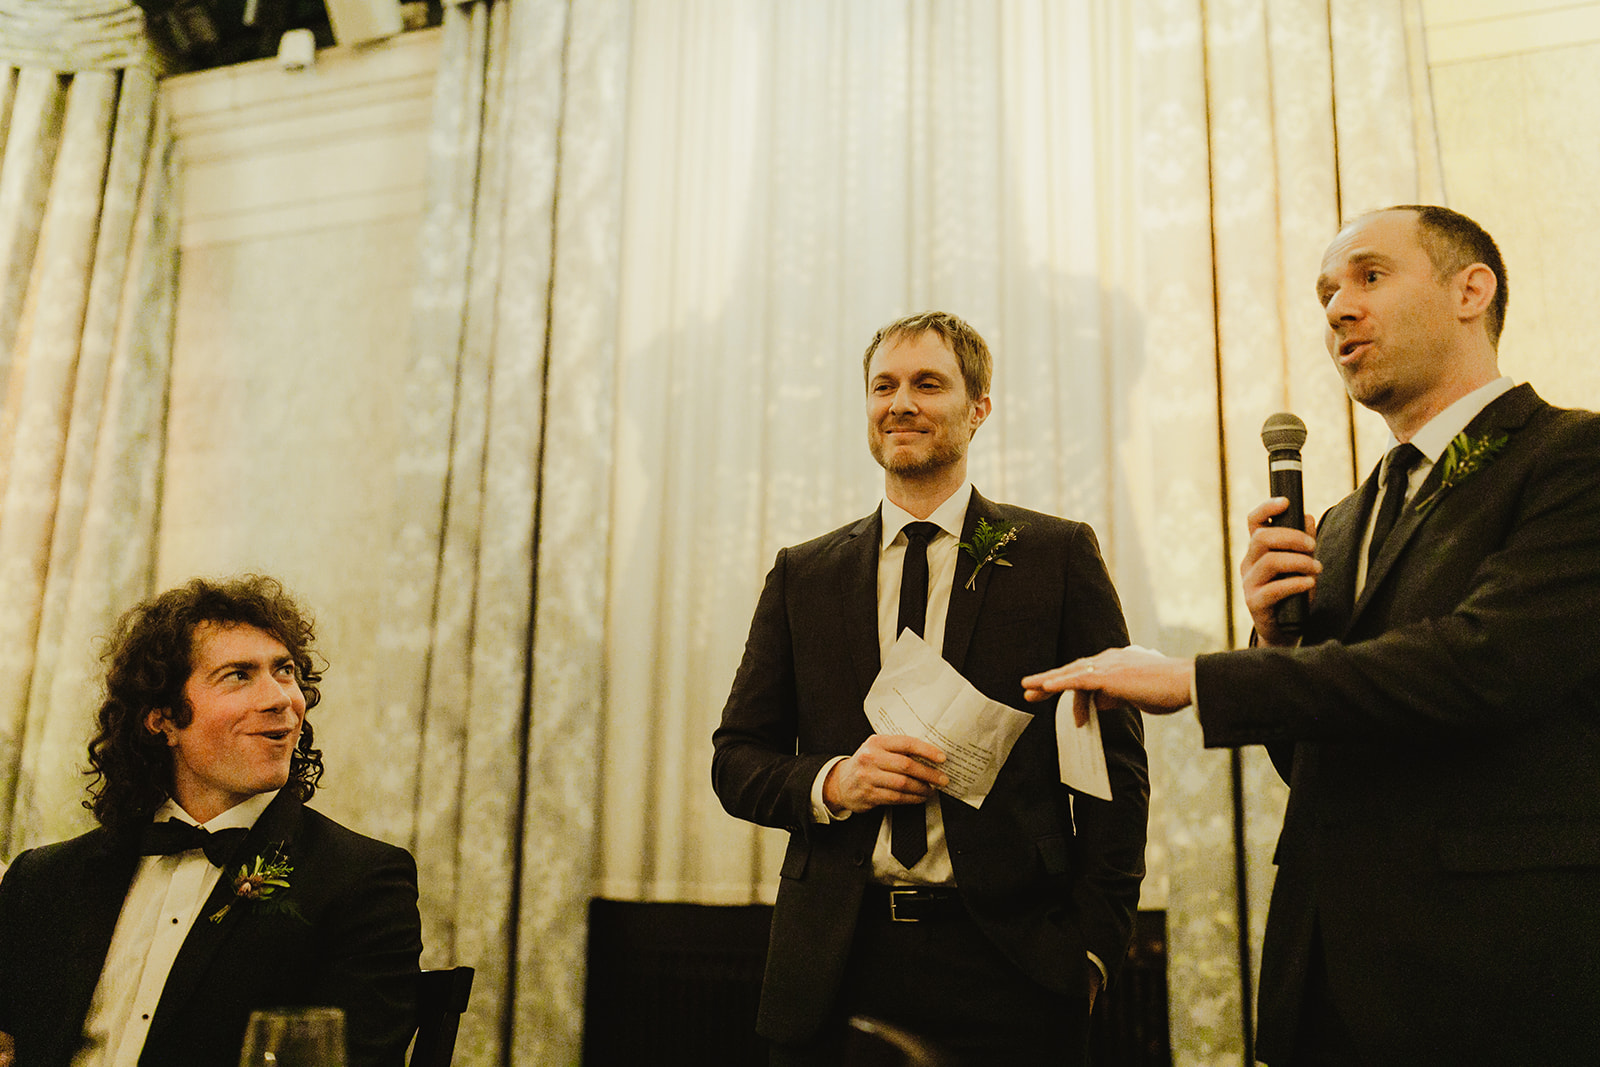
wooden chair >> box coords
[409,967,474,1067]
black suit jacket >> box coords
[0,791,422,1067]
[712,490,1149,1044]
[1195,385,1600,1065]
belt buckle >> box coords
[888,887,920,923]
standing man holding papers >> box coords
[713,311,1149,1066]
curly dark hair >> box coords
[86,575,326,830]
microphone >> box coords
[1260,413,1308,637]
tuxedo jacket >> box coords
[0,791,422,1067]
[1195,385,1600,1065]
[712,491,1149,1044]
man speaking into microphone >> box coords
[1023,206,1600,1067]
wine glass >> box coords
[238,1006,346,1067]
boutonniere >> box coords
[209,842,304,923]
[958,518,1024,590]
[1413,430,1511,516]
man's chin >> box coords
[258,764,294,794]
[1341,378,1392,414]
[872,448,926,473]
[880,455,958,480]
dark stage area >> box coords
[584,899,1170,1066]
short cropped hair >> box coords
[861,310,993,402]
[86,575,325,830]
[1385,204,1509,346]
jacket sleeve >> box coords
[308,839,423,1067]
[711,547,834,834]
[0,848,29,1040]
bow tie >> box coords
[139,820,250,868]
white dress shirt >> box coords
[1355,376,1514,592]
[807,483,1109,982]
[807,484,971,886]
[73,790,278,1067]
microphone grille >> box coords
[1261,412,1307,451]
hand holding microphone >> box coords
[1244,414,1322,644]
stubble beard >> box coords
[1341,369,1380,411]
[870,428,968,480]
[1335,347,1392,415]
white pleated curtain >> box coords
[0,2,175,858]
[0,2,1440,1066]
[407,2,1436,1064]
[569,2,1435,1065]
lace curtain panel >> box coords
[0,17,175,859]
[376,0,603,1061]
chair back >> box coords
[843,1015,950,1066]
[410,966,474,1067]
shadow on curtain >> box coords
[567,3,1439,1067]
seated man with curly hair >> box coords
[0,576,421,1067]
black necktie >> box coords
[890,521,939,868]
[1367,442,1423,572]
[139,819,250,868]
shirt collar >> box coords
[1401,376,1515,464]
[154,788,279,832]
[881,482,973,548]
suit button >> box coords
[853,852,866,866]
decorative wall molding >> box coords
[163,26,441,248]
[1423,0,1600,63]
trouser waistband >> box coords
[862,884,966,922]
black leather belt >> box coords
[865,884,966,922]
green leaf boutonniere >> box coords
[208,842,304,924]
[1413,430,1511,516]
[958,518,1024,591]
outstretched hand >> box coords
[823,734,948,815]
[1022,646,1195,720]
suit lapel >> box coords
[835,488,992,688]
[835,509,885,700]
[1351,452,1446,620]
[1315,470,1377,638]
[943,490,996,671]
[147,791,304,1044]
[1349,383,1545,628]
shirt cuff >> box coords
[811,756,850,823]
[1087,951,1108,987]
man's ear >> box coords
[144,708,177,746]
[1456,263,1497,324]
[970,395,992,434]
